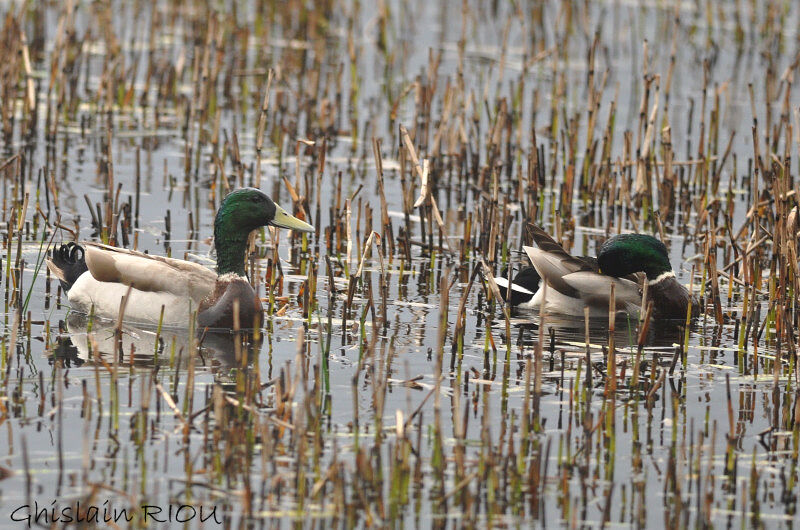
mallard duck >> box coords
[496,225,698,320]
[47,188,314,328]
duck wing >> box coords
[522,246,582,297]
[522,244,595,297]
[561,271,642,311]
[83,242,217,304]
[527,225,596,271]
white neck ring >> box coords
[648,271,676,286]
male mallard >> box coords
[47,188,314,328]
[496,225,698,320]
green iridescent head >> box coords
[597,233,673,280]
[214,188,313,275]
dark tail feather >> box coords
[47,243,87,292]
[497,266,540,306]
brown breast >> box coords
[198,276,263,329]
[647,276,699,320]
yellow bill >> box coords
[271,204,314,233]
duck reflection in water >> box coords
[504,311,692,350]
[52,313,262,379]
[483,313,691,400]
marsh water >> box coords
[0,0,799,528]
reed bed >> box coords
[0,0,798,527]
